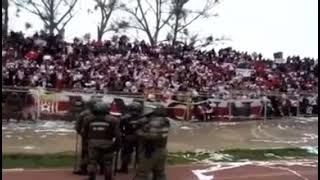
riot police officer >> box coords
[4,92,23,123]
[68,96,85,122]
[133,105,170,180]
[73,98,96,175]
[118,101,143,173]
[82,102,121,180]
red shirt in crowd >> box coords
[25,50,39,61]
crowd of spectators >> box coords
[2,31,318,96]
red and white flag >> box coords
[40,100,58,113]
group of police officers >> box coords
[70,96,170,180]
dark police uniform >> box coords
[82,102,121,180]
[118,101,143,173]
[133,106,170,180]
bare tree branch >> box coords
[145,0,157,15]
[168,0,219,45]
[55,0,78,26]
[120,0,173,45]
[15,0,79,36]
[40,0,50,12]
[93,0,117,41]
[54,0,64,12]
[137,0,151,34]
[122,6,148,31]
[16,0,50,26]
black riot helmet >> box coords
[127,101,143,114]
[91,102,108,115]
[70,96,84,107]
[6,92,21,103]
[152,105,167,117]
[87,95,103,109]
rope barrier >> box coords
[3,86,317,97]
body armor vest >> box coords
[121,113,140,135]
[72,101,84,112]
[88,115,113,141]
[138,117,169,148]
[142,117,170,139]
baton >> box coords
[73,134,79,173]
[134,145,138,170]
[114,148,119,176]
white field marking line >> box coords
[250,124,309,144]
[278,124,288,130]
[3,168,317,180]
[192,164,262,180]
[250,133,318,144]
[191,160,318,180]
[3,160,317,172]
[2,168,73,173]
[258,124,284,141]
[192,162,252,180]
[215,170,317,180]
[251,127,262,139]
[2,169,24,172]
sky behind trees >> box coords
[8,0,318,59]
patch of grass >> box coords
[3,152,75,169]
[167,152,212,165]
[167,154,195,165]
[2,148,317,169]
[220,148,317,161]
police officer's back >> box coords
[82,102,120,180]
[68,96,85,122]
[118,101,143,173]
[73,99,96,175]
[134,105,170,180]
[4,92,23,122]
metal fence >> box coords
[2,87,318,122]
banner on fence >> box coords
[236,68,253,77]
[2,88,317,122]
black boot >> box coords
[99,164,104,175]
[104,166,112,180]
[117,165,128,174]
[88,172,96,180]
[73,165,88,175]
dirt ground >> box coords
[3,160,318,180]
[2,117,318,154]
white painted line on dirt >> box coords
[191,160,318,180]
[2,168,73,173]
[192,162,252,180]
[2,169,24,172]
[208,170,317,180]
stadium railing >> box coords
[2,86,318,122]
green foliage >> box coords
[2,148,317,169]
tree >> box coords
[15,0,79,36]
[2,0,9,38]
[120,0,173,45]
[168,0,219,45]
[91,0,117,41]
[25,22,32,30]
[83,32,91,43]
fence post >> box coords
[228,99,232,121]
[297,96,300,117]
[143,90,148,114]
[186,92,192,121]
[37,88,41,120]
[264,100,267,121]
